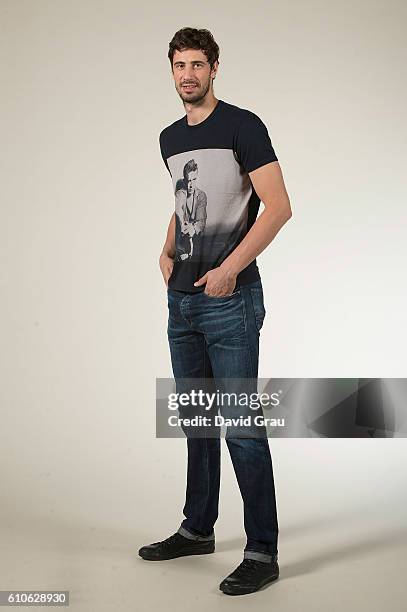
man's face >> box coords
[172,48,218,103]
[185,170,198,194]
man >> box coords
[175,159,207,261]
[139,27,292,596]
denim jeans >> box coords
[166,278,279,562]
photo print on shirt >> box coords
[170,148,251,267]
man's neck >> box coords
[184,95,219,126]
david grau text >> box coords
[168,415,285,428]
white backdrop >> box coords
[1,1,406,610]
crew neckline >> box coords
[183,99,223,129]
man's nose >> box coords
[183,66,195,81]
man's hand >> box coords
[159,252,174,287]
[194,266,237,297]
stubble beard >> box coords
[177,78,212,105]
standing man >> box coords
[139,27,292,596]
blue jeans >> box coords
[166,279,279,562]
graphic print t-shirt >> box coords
[159,99,278,293]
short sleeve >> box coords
[234,113,278,173]
[159,130,171,175]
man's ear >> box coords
[211,60,219,79]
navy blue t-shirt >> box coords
[159,99,278,293]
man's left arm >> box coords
[219,160,292,280]
[194,112,292,295]
[194,161,292,293]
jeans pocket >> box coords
[204,289,241,299]
[250,287,266,331]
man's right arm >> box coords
[159,131,175,284]
[159,212,175,286]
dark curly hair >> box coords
[168,27,220,69]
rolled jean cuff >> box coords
[178,525,215,541]
[244,550,278,563]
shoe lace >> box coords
[160,533,181,548]
[234,559,262,577]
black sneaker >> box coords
[219,557,279,595]
[138,531,215,561]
